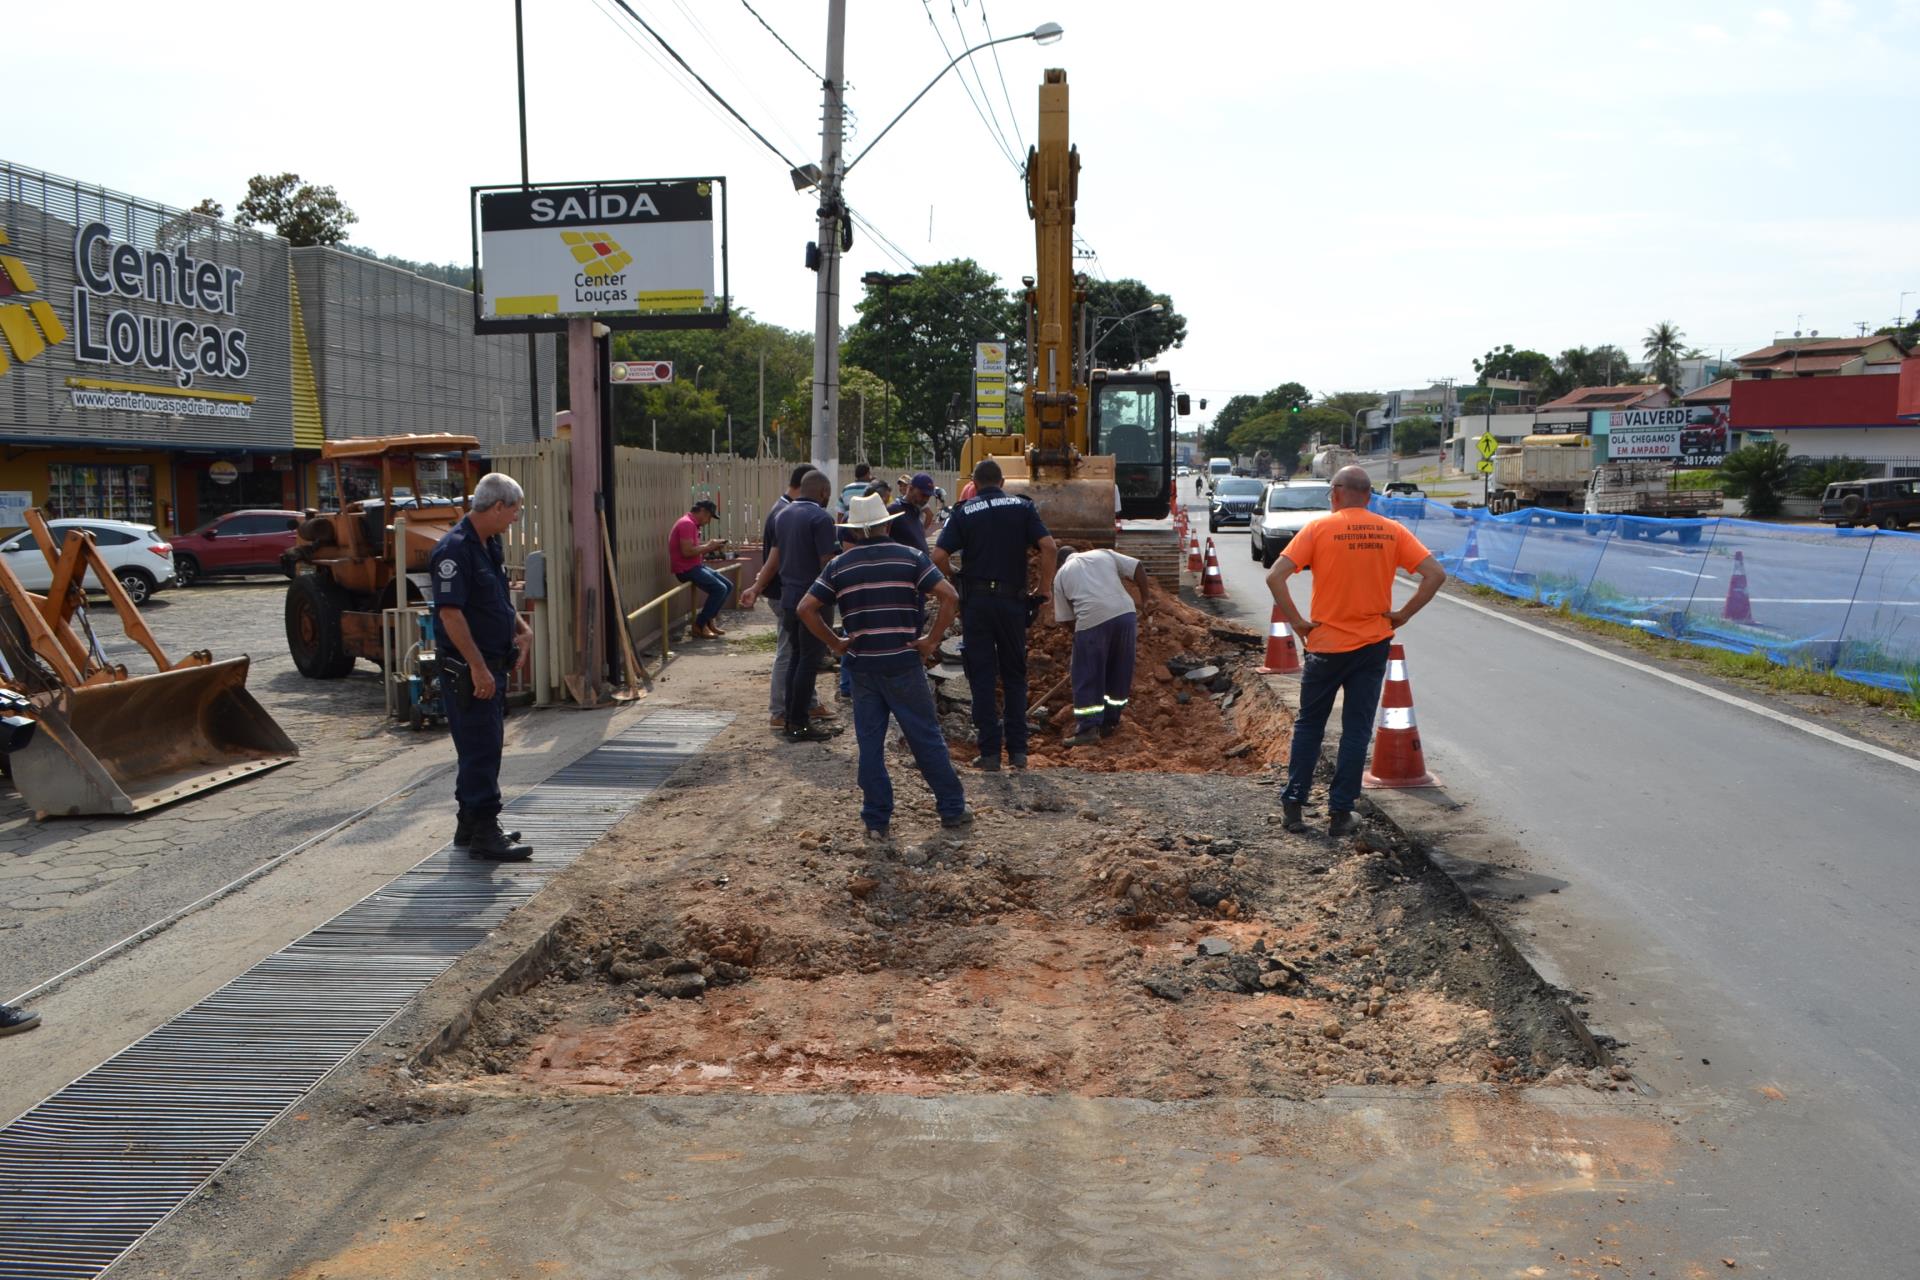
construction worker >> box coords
[932,458,1057,770]
[798,492,972,840]
[0,1002,40,1037]
[1265,465,1446,837]
[669,499,732,638]
[740,470,840,743]
[1052,545,1151,747]
[431,472,534,861]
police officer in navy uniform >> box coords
[431,473,534,861]
[932,458,1058,770]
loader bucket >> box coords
[7,657,297,818]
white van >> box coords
[1206,457,1233,489]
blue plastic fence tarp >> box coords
[1371,498,1920,691]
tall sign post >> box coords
[473,177,727,703]
[975,341,1008,435]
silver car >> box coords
[1249,480,1332,568]
[0,517,179,605]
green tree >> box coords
[1876,318,1920,348]
[597,311,813,456]
[843,259,1021,467]
[1083,278,1187,369]
[1394,416,1440,456]
[1643,321,1687,394]
[1721,441,1793,517]
[1472,344,1555,386]
[233,173,358,245]
[1205,394,1262,455]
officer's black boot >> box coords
[467,818,533,862]
[453,811,522,849]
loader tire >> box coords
[287,574,354,679]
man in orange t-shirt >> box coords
[1266,466,1446,836]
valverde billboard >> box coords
[0,162,294,451]
[470,178,728,334]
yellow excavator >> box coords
[959,68,1189,546]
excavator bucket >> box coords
[7,657,297,818]
[1002,477,1122,547]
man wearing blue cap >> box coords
[888,473,939,553]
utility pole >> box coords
[809,0,848,484]
[757,349,766,457]
[514,0,543,440]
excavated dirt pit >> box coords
[431,741,1592,1102]
[933,574,1291,774]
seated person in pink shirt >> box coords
[670,499,733,638]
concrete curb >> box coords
[402,889,576,1071]
[1257,670,1612,1068]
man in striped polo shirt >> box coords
[798,493,973,841]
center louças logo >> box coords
[562,231,633,279]
[0,225,69,379]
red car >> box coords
[170,509,304,586]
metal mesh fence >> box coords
[1375,497,1920,690]
[292,247,551,450]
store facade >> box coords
[1,161,549,536]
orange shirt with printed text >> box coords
[1279,507,1433,653]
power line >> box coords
[978,0,1028,160]
[948,0,1018,165]
[603,0,802,171]
[919,0,1021,170]
[739,0,823,81]
[586,0,777,162]
[662,0,813,158]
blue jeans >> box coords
[1282,639,1391,815]
[849,656,966,831]
[678,565,733,625]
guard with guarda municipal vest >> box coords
[931,458,1058,771]
[430,473,535,862]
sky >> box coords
[14,0,1919,435]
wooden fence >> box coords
[487,443,960,704]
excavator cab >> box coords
[1089,369,1180,521]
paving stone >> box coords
[36,864,105,879]
[8,893,75,910]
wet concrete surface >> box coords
[118,1089,1721,1279]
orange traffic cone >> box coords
[1202,538,1226,597]
[1362,644,1437,789]
[1257,604,1302,675]
[1187,531,1203,573]
[1723,550,1753,623]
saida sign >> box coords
[473,179,727,334]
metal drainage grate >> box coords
[0,708,731,1280]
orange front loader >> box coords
[0,508,295,818]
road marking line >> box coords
[1433,591,1920,776]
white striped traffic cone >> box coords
[1187,530,1203,573]
[1362,643,1437,788]
[1257,604,1302,675]
[1202,538,1226,597]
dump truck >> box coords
[283,434,481,677]
[1585,460,1719,541]
[1309,447,1357,479]
[0,508,295,818]
[1488,434,1593,513]
[957,70,1189,544]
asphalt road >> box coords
[1194,495,1920,1271]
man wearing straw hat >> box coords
[798,492,972,841]
[1265,466,1446,837]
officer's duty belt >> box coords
[961,578,1026,598]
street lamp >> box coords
[693,364,705,391]
[1088,303,1163,368]
[808,17,1063,483]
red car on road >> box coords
[170,509,304,586]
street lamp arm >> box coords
[844,27,1061,176]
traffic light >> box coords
[1289,403,1300,414]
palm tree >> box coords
[1643,321,1686,394]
